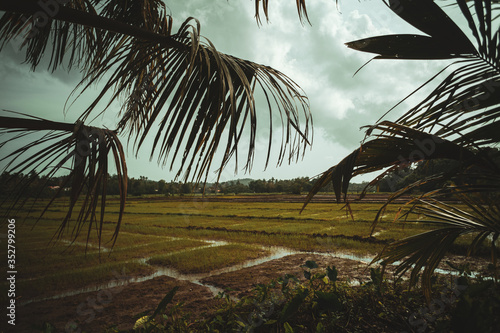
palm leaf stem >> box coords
[0,0,186,51]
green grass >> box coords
[16,261,153,301]
[148,243,270,274]
[0,194,453,302]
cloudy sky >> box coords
[0,0,458,183]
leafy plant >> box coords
[450,279,500,332]
[134,263,432,332]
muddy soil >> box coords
[16,276,221,332]
[14,254,371,332]
[13,252,492,332]
[201,253,372,299]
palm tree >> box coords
[0,0,312,246]
[301,0,500,298]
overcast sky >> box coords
[0,0,457,183]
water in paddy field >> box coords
[19,240,481,306]
[20,244,298,305]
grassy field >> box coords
[0,194,466,303]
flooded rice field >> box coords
[16,236,491,332]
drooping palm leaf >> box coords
[0,0,312,185]
[75,16,311,184]
[0,112,127,249]
[0,0,312,249]
[254,0,310,25]
[301,121,491,210]
[374,191,500,300]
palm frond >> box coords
[374,191,500,300]
[348,0,500,141]
[0,0,181,71]
[351,0,477,60]
[74,16,311,184]
[302,121,490,211]
[1,1,312,184]
[368,171,500,231]
[0,0,102,71]
[0,112,127,249]
[299,0,500,301]
[254,0,310,25]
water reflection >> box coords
[20,241,484,306]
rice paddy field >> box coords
[0,194,484,331]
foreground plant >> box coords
[376,191,500,299]
[124,262,500,332]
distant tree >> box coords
[107,174,121,195]
[221,180,248,194]
[288,177,311,194]
[158,179,167,194]
[248,179,266,193]
[180,182,193,195]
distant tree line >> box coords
[9,148,486,196]
[0,173,379,198]
[119,176,318,195]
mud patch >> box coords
[17,276,222,332]
[15,252,493,332]
[201,253,373,299]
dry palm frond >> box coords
[74,16,311,184]
[0,0,312,247]
[254,0,310,25]
[374,190,500,300]
[0,1,312,184]
[0,112,127,249]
